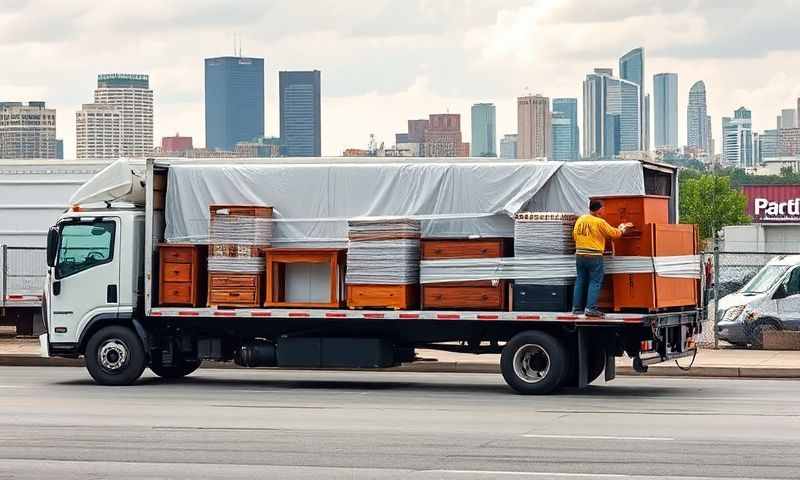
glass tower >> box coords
[279,70,321,157]
[687,81,709,152]
[620,48,646,150]
[653,73,678,148]
[204,56,265,151]
[552,98,579,160]
[470,103,496,157]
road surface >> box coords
[0,367,798,479]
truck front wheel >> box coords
[85,325,146,386]
[501,330,567,395]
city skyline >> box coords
[2,1,800,158]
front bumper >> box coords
[717,319,749,345]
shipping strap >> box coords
[419,255,701,284]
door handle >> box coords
[107,284,118,303]
[52,281,61,296]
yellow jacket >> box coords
[573,214,622,255]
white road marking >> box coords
[429,470,779,480]
[522,434,674,441]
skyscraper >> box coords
[205,56,265,151]
[620,48,646,150]
[552,98,579,160]
[75,103,122,159]
[780,109,797,129]
[643,93,650,151]
[423,113,468,157]
[517,94,551,160]
[470,103,496,157]
[94,74,153,157]
[706,115,715,157]
[0,101,57,159]
[653,73,678,148]
[687,81,709,152]
[499,134,518,159]
[722,107,753,167]
[279,70,321,157]
[583,70,640,159]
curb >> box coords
[2,355,800,378]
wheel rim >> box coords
[97,338,130,374]
[512,343,551,384]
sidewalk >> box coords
[2,337,800,378]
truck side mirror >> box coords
[46,227,59,268]
[773,284,787,300]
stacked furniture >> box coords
[512,212,578,312]
[158,244,206,307]
[265,248,346,308]
[345,218,421,310]
[207,204,273,308]
[421,238,509,310]
[593,195,697,312]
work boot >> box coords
[584,309,605,318]
[571,309,583,315]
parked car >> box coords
[717,255,800,347]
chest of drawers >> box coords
[158,244,205,307]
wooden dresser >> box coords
[159,244,205,307]
[207,273,262,308]
[421,239,509,310]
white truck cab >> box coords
[717,255,800,347]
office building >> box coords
[94,73,153,157]
[758,129,780,161]
[706,115,715,158]
[205,56,265,151]
[687,80,709,152]
[56,139,63,159]
[620,48,646,150]
[583,70,640,158]
[75,103,122,159]
[780,128,800,157]
[423,113,467,157]
[722,107,753,167]
[279,70,321,157]
[653,73,678,148]
[470,103,496,157]
[778,109,797,130]
[500,134,518,159]
[517,94,551,160]
[162,134,193,153]
[643,93,650,151]
[235,136,283,157]
[552,98,579,160]
[0,101,57,159]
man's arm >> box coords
[599,219,624,239]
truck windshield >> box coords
[56,221,115,279]
[740,265,791,294]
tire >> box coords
[747,321,781,349]
[150,358,202,379]
[501,330,568,395]
[84,325,146,386]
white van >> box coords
[717,255,800,347]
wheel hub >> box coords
[98,339,129,373]
[512,343,551,384]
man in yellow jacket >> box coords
[572,200,632,317]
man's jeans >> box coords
[573,255,604,313]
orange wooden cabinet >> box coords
[207,273,262,308]
[592,195,670,234]
[346,284,419,310]
[159,244,206,307]
[610,223,698,312]
[421,239,509,310]
[265,248,346,308]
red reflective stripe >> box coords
[624,317,645,323]
[7,295,24,299]
[516,314,541,320]
[288,312,310,317]
[477,314,500,320]
[325,312,347,318]
[150,311,162,316]
[399,313,419,319]
[213,311,235,317]
[437,314,460,320]
[251,311,271,317]
[363,313,385,319]
[178,311,199,316]
[557,315,579,320]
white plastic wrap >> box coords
[419,255,701,283]
[345,218,421,285]
[514,212,577,256]
[207,256,265,274]
[163,160,647,246]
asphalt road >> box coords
[0,367,798,480]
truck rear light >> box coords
[640,340,654,352]
[687,337,696,349]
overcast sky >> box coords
[2,0,800,158]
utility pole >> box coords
[712,157,720,349]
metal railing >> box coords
[1,245,46,308]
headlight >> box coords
[722,305,746,321]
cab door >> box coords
[48,217,120,345]
[775,266,800,330]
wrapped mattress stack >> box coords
[208,205,273,274]
[514,212,578,286]
[345,218,421,285]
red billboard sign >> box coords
[742,184,800,223]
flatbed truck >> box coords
[40,158,701,394]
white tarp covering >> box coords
[163,159,647,247]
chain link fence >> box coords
[699,250,799,348]
[1,245,46,307]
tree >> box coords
[679,173,750,240]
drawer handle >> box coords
[480,249,488,254]
[435,295,442,300]
[481,295,488,300]
[229,292,240,297]
[434,249,443,255]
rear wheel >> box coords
[501,330,567,395]
[85,325,146,386]
[150,358,202,379]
